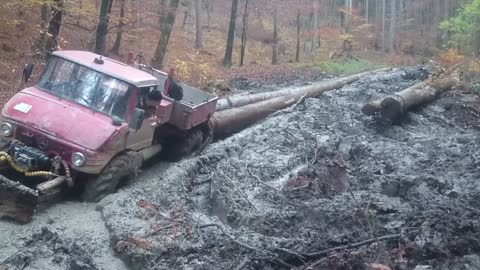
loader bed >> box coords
[148,69,218,130]
[0,175,38,223]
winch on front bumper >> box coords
[0,140,72,223]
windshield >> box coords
[37,56,132,120]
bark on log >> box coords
[362,77,457,121]
[211,70,393,137]
[216,68,392,111]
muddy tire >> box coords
[81,155,132,202]
[166,129,204,162]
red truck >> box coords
[0,50,218,222]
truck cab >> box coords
[0,50,217,222]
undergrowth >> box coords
[292,58,384,75]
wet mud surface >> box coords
[1,68,480,270]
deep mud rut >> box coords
[1,68,480,270]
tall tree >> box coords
[223,0,239,68]
[272,0,279,65]
[95,0,111,55]
[45,0,64,53]
[152,0,180,69]
[240,0,249,66]
[195,0,203,48]
[295,9,301,62]
[311,2,318,59]
[182,0,192,30]
[382,0,386,55]
[111,0,126,54]
[388,0,396,52]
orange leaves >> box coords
[437,48,465,67]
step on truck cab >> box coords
[0,50,218,222]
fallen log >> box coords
[216,68,392,111]
[211,69,393,137]
[361,77,457,121]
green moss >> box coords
[290,58,384,75]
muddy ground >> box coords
[1,68,480,270]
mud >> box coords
[0,203,127,270]
[1,68,480,270]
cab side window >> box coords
[137,86,159,117]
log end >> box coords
[380,96,404,121]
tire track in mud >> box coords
[3,68,480,270]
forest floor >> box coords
[1,67,480,270]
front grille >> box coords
[15,126,72,162]
[18,132,35,146]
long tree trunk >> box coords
[295,9,301,62]
[382,0,386,55]
[223,0,239,68]
[182,0,191,30]
[152,0,180,69]
[272,0,279,65]
[311,2,318,59]
[362,78,456,121]
[110,0,126,54]
[195,0,203,48]
[95,0,111,55]
[388,0,396,52]
[206,0,212,29]
[362,65,461,120]
[212,68,391,137]
[240,0,249,66]
[215,68,391,111]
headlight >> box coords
[71,152,86,167]
[0,123,13,137]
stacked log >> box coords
[212,68,392,137]
[216,68,392,111]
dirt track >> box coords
[1,68,480,270]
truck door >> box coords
[125,86,158,150]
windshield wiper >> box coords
[80,97,99,113]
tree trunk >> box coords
[365,0,369,23]
[110,0,126,54]
[195,0,203,48]
[182,0,191,30]
[272,1,279,65]
[95,0,111,55]
[223,0,239,68]
[216,68,391,111]
[295,9,301,62]
[382,0,386,55]
[206,0,212,29]
[474,14,480,57]
[212,68,391,137]
[311,2,318,59]
[45,0,64,53]
[152,0,180,69]
[388,0,396,52]
[362,74,459,120]
[240,0,249,66]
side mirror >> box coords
[129,108,145,132]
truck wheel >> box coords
[167,129,204,161]
[81,155,131,202]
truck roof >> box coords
[52,50,159,87]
